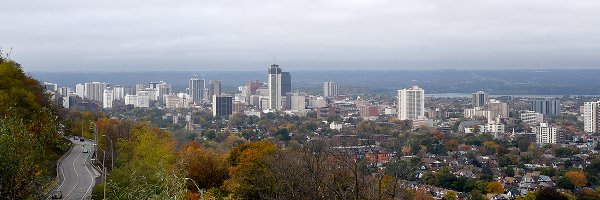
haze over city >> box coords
[3,0,600,71]
[4,1,600,200]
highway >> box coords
[50,138,97,199]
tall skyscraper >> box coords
[281,72,291,96]
[112,85,125,100]
[103,88,113,109]
[156,81,172,102]
[535,123,558,144]
[75,84,85,98]
[84,82,108,102]
[397,86,425,120]
[472,91,488,107]
[208,80,222,100]
[531,99,561,116]
[58,87,72,97]
[584,101,600,133]
[189,75,205,103]
[212,95,233,117]
[268,64,283,110]
[323,81,339,97]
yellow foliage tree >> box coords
[565,170,588,188]
[445,191,457,200]
[225,141,277,199]
[485,182,504,194]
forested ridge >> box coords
[0,54,68,199]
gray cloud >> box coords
[2,0,600,71]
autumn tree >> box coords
[565,170,588,188]
[485,181,504,194]
[225,141,278,199]
[179,142,228,190]
[103,122,178,199]
[444,190,457,200]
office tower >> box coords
[323,81,339,97]
[281,72,291,96]
[535,123,558,144]
[157,81,172,102]
[487,99,509,118]
[209,80,222,99]
[75,84,85,98]
[84,82,108,102]
[584,101,600,133]
[472,91,488,107]
[189,75,205,103]
[58,87,72,97]
[397,86,425,120]
[268,64,283,110]
[531,99,561,116]
[212,95,233,117]
[286,93,306,111]
[520,110,544,125]
[112,85,125,100]
[103,89,113,108]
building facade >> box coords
[584,101,600,133]
[189,75,205,103]
[531,99,561,116]
[102,89,113,109]
[84,82,108,102]
[324,81,339,97]
[268,64,283,110]
[213,95,233,117]
[521,110,544,125]
[535,123,558,144]
[472,91,488,108]
[397,86,425,120]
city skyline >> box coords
[3,0,600,71]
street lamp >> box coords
[102,134,114,170]
[184,178,204,200]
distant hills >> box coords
[31,69,600,96]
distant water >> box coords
[426,93,600,98]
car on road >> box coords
[51,190,62,199]
[83,148,88,153]
[80,138,85,142]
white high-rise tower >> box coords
[584,101,600,133]
[397,86,425,120]
[323,81,338,97]
[268,64,282,110]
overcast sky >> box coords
[2,0,600,71]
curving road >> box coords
[50,138,97,200]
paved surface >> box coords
[50,138,96,199]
